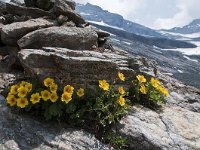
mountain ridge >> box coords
[76,3,164,37]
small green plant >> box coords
[130,75,169,107]
[5,72,169,149]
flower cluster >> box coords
[6,81,32,108]
[98,72,127,107]
[6,78,85,109]
[136,75,169,97]
[6,72,168,122]
[132,74,169,105]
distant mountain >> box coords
[75,3,164,37]
[163,18,200,34]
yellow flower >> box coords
[10,85,19,95]
[17,86,28,98]
[99,80,109,91]
[77,88,84,97]
[158,86,169,97]
[20,81,32,91]
[43,77,54,87]
[17,97,28,108]
[118,96,125,106]
[136,75,146,84]
[50,93,59,103]
[6,95,17,106]
[30,93,41,104]
[118,72,125,81]
[150,77,161,88]
[140,84,147,94]
[41,90,51,101]
[61,93,72,104]
[63,85,74,94]
[25,83,32,92]
[118,86,125,95]
[50,83,58,93]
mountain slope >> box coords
[163,18,200,34]
[76,3,163,37]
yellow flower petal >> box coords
[64,85,74,94]
[61,93,72,104]
[136,75,146,84]
[118,86,125,95]
[17,86,28,98]
[77,88,84,97]
[140,84,147,94]
[50,83,58,93]
[10,85,19,95]
[118,96,125,106]
[6,95,17,106]
[17,97,28,108]
[30,93,41,104]
[118,72,125,81]
[99,80,109,91]
[43,77,54,87]
[41,90,51,101]
[50,93,59,103]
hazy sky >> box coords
[75,0,200,29]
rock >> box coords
[0,14,14,25]
[6,2,51,19]
[53,0,85,24]
[62,20,76,27]
[57,15,68,25]
[88,25,110,38]
[0,1,7,14]
[0,73,15,93]
[10,0,25,6]
[0,96,109,149]
[1,18,56,46]
[18,27,98,50]
[18,47,135,89]
[24,0,35,7]
[154,73,200,113]
[118,105,200,150]
[35,0,54,11]
[0,46,18,56]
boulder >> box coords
[18,47,135,88]
[24,0,35,7]
[1,18,56,46]
[10,0,25,6]
[118,105,200,150]
[88,25,110,38]
[62,20,76,27]
[18,27,98,50]
[0,95,109,150]
[6,2,51,19]
[53,0,85,24]
[35,0,54,11]
[0,1,6,14]
[57,14,68,25]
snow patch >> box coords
[122,41,132,45]
[88,21,125,31]
[177,70,183,73]
[183,56,198,62]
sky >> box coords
[74,0,200,29]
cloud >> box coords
[75,0,200,29]
[153,0,200,29]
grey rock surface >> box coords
[118,105,200,150]
[18,27,98,50]
[0,95,109,150]
[54,0,85,24]
[1,18,55,45]
[6,2,51,19]
[18,47,135,89]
